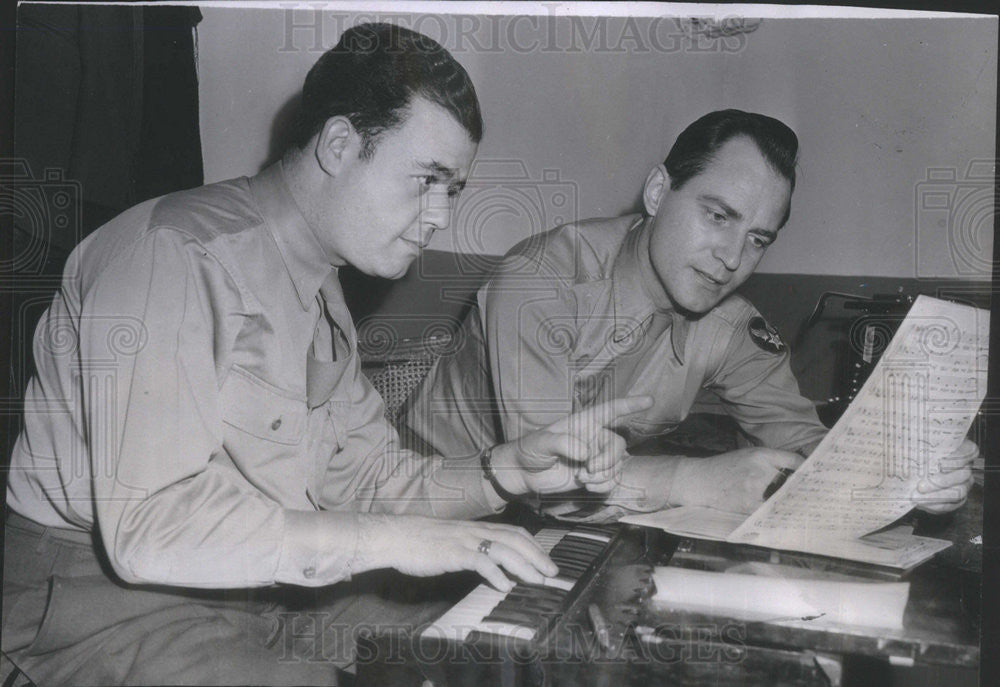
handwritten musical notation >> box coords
[728,296,989,559]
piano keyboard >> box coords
[422,525,617,644]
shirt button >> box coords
[271,418,282,431]
[302,567,316,579]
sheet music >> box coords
[728,296,989,555]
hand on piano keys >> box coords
[423,525,619,644]
[357,514,561,592]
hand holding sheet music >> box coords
[728,296,989,553]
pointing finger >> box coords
[550,396,653,436]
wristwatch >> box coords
[480,445,519,502]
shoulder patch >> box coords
[748,316,786,354]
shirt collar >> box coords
[249,161,334,310]
[611,216,690,364]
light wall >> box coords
[198,8,996,278]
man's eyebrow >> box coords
[416,160,458,178]
[699,194,742,221]
[700,194,777,242]
[755,228,779,243]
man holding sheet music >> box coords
[403,109,977,519]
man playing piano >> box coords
[3,23,649,686]
[403,109,978,521]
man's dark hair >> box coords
[291,23,483,157]
[664,109,799,192]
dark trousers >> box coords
[2,510,452,686]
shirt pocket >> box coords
[219,365,307,446]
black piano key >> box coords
[571,524,618,537]
[512,580,567,593]
[549,558,589,572]
[491,586,568,620]
[552,538,601,550]
[555,538,607,553]
[506,595,567,611]
[548,549,589,561]
[493,599,560,616]
[549,552,591,566]
[496,592,561,607]
[506,586,567,603]
[551,539,602,552]
[551,542,605,557]
[502,588,565,604]
[482,609,545,629]
[548,548,586,560]
[554,557,597,569]
[551,554,593,568]
[484,602,544,620]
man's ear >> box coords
[643,164,669,216]
[314,116,358,177]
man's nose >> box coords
[712,233,743,272]
[421,187,453,231]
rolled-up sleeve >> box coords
[84,228,303,588]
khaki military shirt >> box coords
[404,215,827,464]
[8,162,503,590]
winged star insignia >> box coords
[748,316,786,353]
